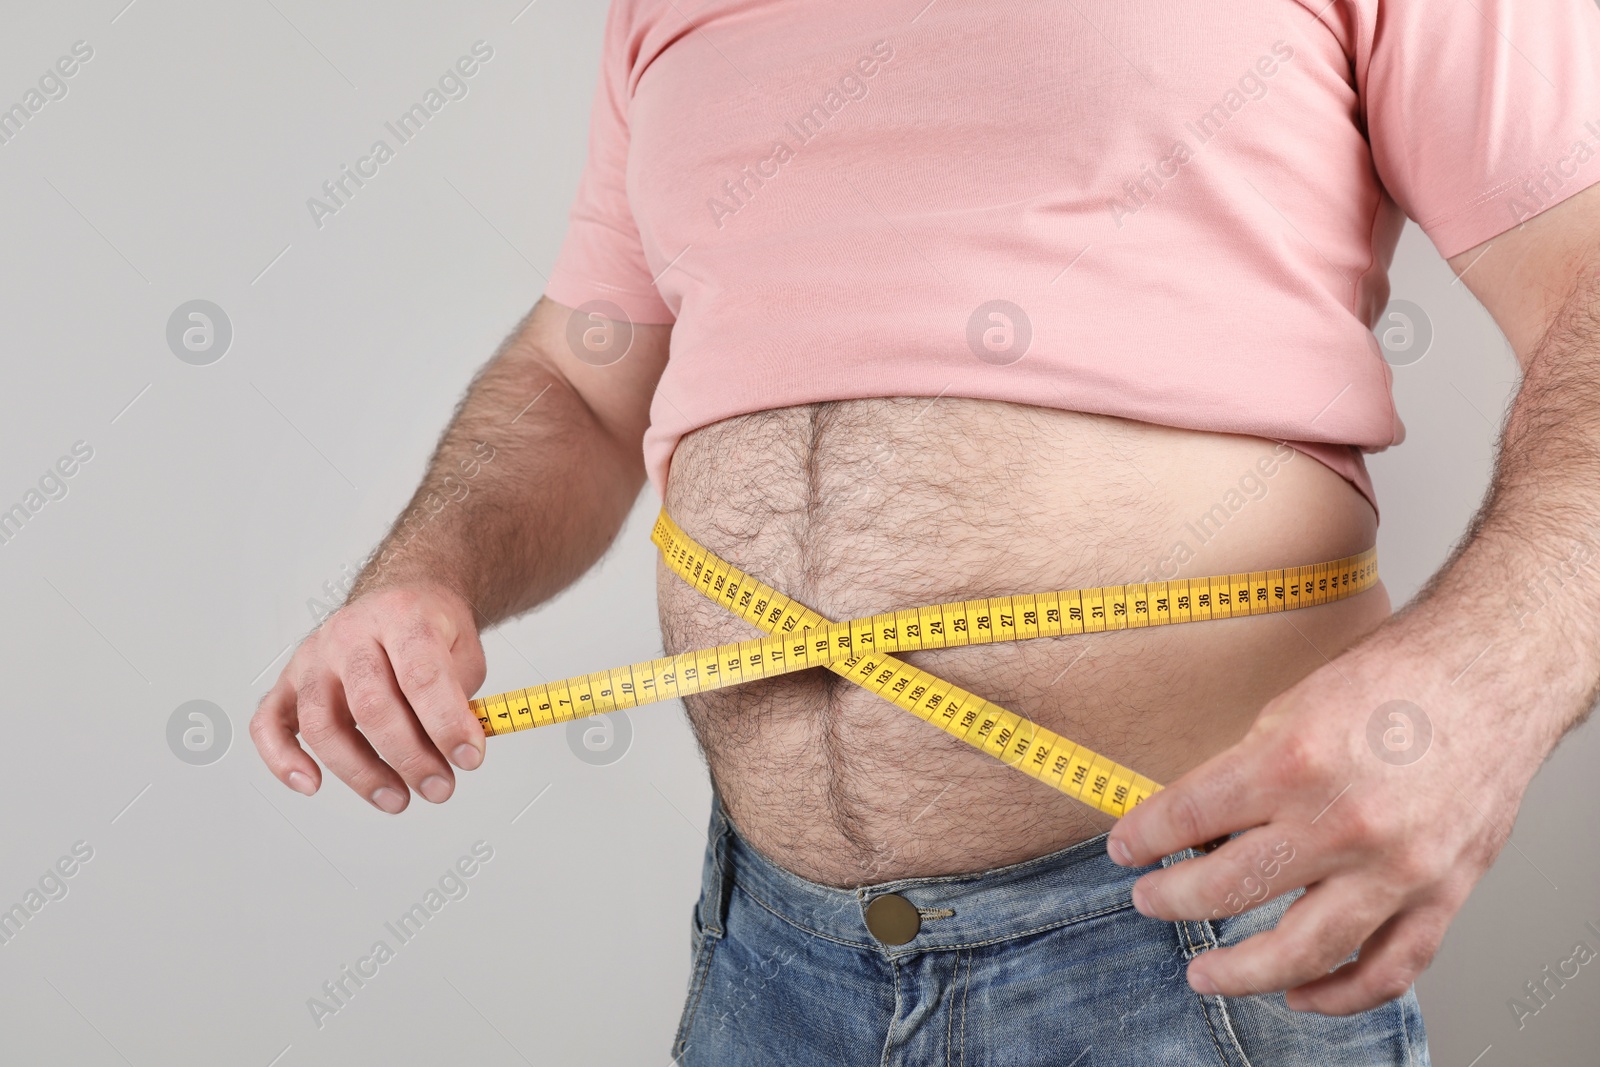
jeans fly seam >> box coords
[1177,916,1253,1067]
[1204,994,1256,1067]
[880,955,902,1067]
[945,950,958,1067]
[959,948,971,1067]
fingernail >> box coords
[1190,970,1218,996]
[1109,839,1133,866]
[287,771,316,796]
[452,744,482,770]
[1131,883,1152,915]
[419,775,452,804]
[372,787,407,814]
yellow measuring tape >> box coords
[470,509,1378,820]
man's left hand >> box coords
[1105,610,1545,1015]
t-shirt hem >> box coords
[1423,166,1600,260]
[542,271,676,325]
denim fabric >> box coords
[672,790,1429,1066]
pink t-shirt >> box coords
[544,0,1600,523]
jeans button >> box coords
[864,894,921,945]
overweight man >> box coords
[253,0,1600,1062]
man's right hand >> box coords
[247,298,670,811]
[250,584,489,813]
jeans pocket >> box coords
[1191,890,1429,1067]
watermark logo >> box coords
[966,299,1031,365]
[167,699,232,766]
[0,841,94,949]
[1506,118,1600,229]
[1132,442,1298,586]
[565,300,634,367]
[166,300,232,366]
[307,841,494,1029]
[312,441,498,621]
[1375,298,1433,367]
[0,440,94,549]
[1509,919,1600,1031]
[306,41,495,229]
[1509,538,1596,631]
[1366,699,1431,766]
[1210,838,1295,920]
[706,40,895,230]
[567,711,632,766]
[0,40,94,149]
[1106,41,1297,229]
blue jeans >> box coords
[672,790,1429,1066]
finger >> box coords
[249,673,320,796]
[377,609,484,771]
[333,638,457,805]
[1109,746,1271,866]
[1185,874,1395,997]
[1285,906,1449,1015]
[1130,827,1319,922]
[295,668,412,814]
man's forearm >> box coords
[345,319,646,628]
[1388,249,1600,759]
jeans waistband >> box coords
[699,788,1199,954]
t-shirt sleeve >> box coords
[1361,0,1600,259]
[542,0,676,324]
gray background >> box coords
[0,1,1594,1064]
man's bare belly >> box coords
[658,397,1389,888]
